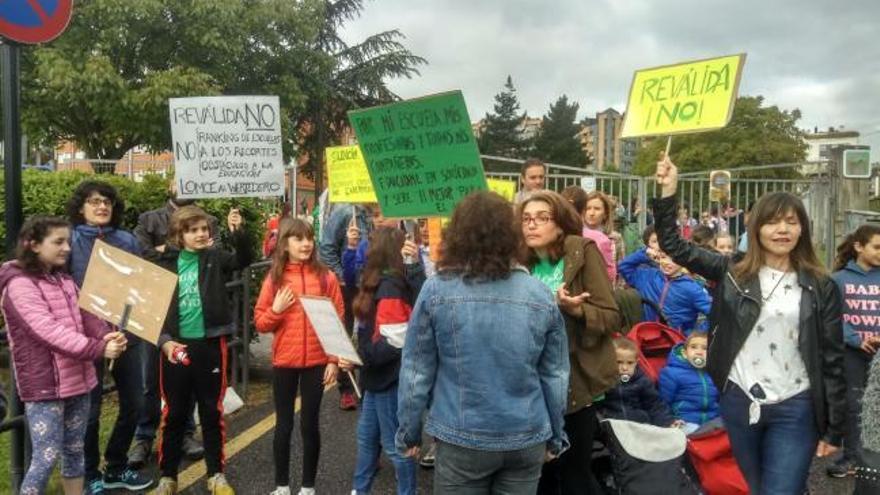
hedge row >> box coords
[0,170,273,260]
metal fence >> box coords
[55,159,173,181]
[484,156,837,265]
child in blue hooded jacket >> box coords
[619,246,711,335]
[829,224,880,477]
[659,332,719,433]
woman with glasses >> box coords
[518,191,621,494]
[66,181,152,494]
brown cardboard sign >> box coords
[78,240,178,346]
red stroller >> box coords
[626,320,685,383]
[626,305,749,494]
[687,419,749,495]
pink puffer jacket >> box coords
[0,261,108,402]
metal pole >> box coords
[826,160,838,267]
[2,40,26,494]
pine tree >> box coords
[478,76,529,158]
[534,95,585,167]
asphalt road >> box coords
[107,383,852,495]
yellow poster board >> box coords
[326,145,378,203]
[621,54,746,138]
[78,240,178,346]
[486,178,517,202]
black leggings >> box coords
[538,405,603,494]
[273,366,326,487]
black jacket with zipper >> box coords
[652,195,846,445]
[153,229,253,347]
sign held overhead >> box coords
[170,96,285,199]
[621,54,746,138]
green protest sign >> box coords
[348,91,487,217]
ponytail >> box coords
[834,224,880,271]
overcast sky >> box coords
[341,0,880,154]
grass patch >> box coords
[0,378,119,494]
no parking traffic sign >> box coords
[0,0,73,44]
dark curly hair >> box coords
[16,215,71,274]
[437,191,523,281]
[66,181,125,227]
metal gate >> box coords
[484,156,836,266]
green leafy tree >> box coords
[534,95,585,167]
[633,96,808,177]
[296,0,426,190]
[479,76,530,158]
[20,0,424,177]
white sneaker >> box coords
[270,487,291,495]
[207,473,235,495]
[298,488,316,495]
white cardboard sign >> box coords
[169,95,285,199]
[298,296,363,365]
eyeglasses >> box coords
[522,213,553,226]
[86,197,113,207]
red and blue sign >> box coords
[0,0,73,44]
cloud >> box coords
[341,0,880,144]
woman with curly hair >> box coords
[66,181,152,494]
[396,191,570,495]
[518,191,621,494]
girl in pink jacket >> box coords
[0,216,126,495]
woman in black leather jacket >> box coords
[653,156,846,495]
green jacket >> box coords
[559,235,621,413]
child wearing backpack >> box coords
[255,218,345,495]
[658,332,720,433]
[349,227,426,494]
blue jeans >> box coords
[720,384,818,495]
[353,385,416,495]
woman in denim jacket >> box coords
[519,190,621,494]
[396,191,570,495]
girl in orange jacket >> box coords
[254,218,345,495]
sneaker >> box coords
[128,439,152,469]
[826,458,855,478]
[339,392,358,411]
[297,488,315,495]
[270,487,291,495]
[104,468,154,491]
[207,473,235,495]
[155,477,178,495]
[84,478,104,495]
[183,433,206,460]
[419,443,436,468]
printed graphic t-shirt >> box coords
[178,249,206,339]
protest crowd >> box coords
[3,151,880,495]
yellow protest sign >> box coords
[621,54,746,138]
[486,178,516,202]
[326,145,378,203]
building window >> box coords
[819,144,830,159]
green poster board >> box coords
[348,91,487,217]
